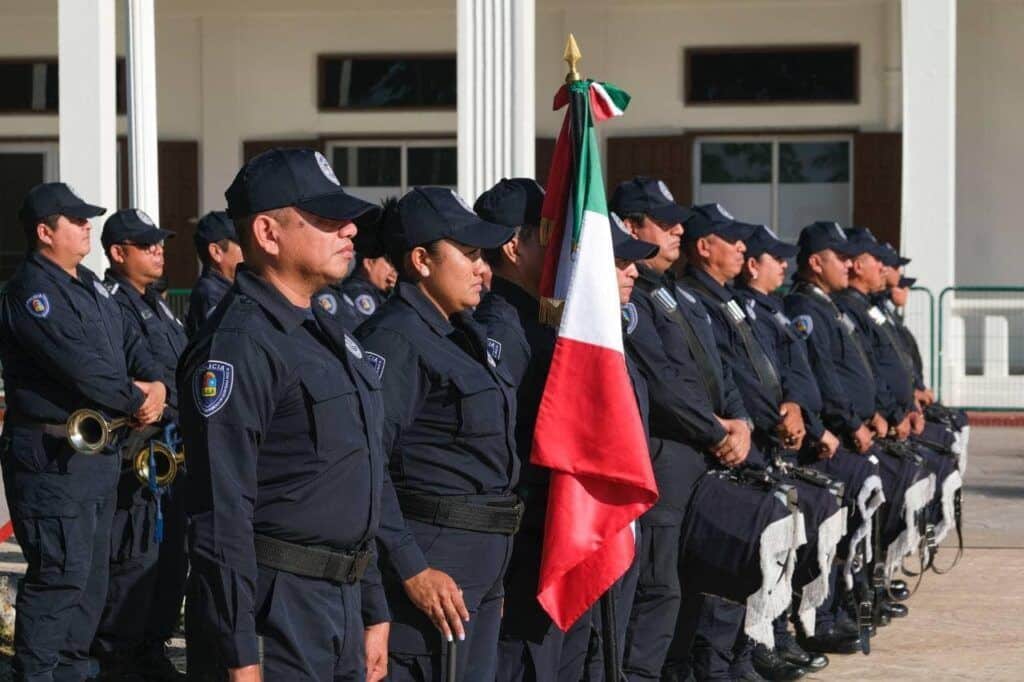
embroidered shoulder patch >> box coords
[344,334,363,359]
[355,294,377,316]
[316,293,338,316]
[193,360,234,417]
[365,351,386,379]
[487,337,502,361]
[792,314,814,339]
[622,302,639,335]
[25,293,50,318]
[140,308,154,320]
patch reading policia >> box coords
[25,293,50,318]
[316,292,338,315]
[792,314,814,339]
[364,351,385,379]
[194,361,235,417]
[487,337,503,362]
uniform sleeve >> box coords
[359,543,390,626]
[117,301,164,383]
[3,284,145,417]
[625,299,728,449]
[354,326,431,581]
[779,338,826,440]
[719,356,752,423]
[178,333,276,668]
[785,299,863,437]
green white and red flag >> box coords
[531,79,658,630]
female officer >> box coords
[357,186,520,682]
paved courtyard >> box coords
[0,426,1019,679]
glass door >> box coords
[0,142,59,281]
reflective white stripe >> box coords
[932,469,963,545]
[885,474,937,580]
[843,474,885,591]
[745,509,800,648]
[798,506,848,635]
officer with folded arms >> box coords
[0,182,167,682]
[92,209,188,680]
[178,148,398,681]
[356,187,520,682]
[185,211,243,337]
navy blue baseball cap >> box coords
[474,178,545,229]
[743,224,799,259]
[225,148,379,224]
[101,209,174,249]
[843,227,890,261]
[880,242,911,268]
[683,203,757,243]
[609,176,696,226]
[398,186,516,249]
[19,182,105,226]
[898,276,917,288]
[610,212,658,261]
[193,211,238,253]
[797,221,861,259]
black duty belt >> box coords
[3,416,68,439]
[398,494,524,535]
[254,534,371,584]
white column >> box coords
[199,16,241,213]
[124,0,160,220]
[457,0,535,203]
[59,0,117,273]
[900,0,956,293]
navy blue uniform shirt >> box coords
[178,268,405,667]
[736,284,826,441]
[474,276,552,529]
[356,282,519,578]
[833,288,910,424]
[186,267,232,338]
[682,267,786,445]
[342,273,388,324]
[105,271,188,415]
[0,251,160,424]
[314,283,363,333]
[875,294,927,391]
[784,280,871,434]
[624,266,743,450]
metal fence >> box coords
[166,288,191,321]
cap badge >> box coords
[136,209,154,226]
[657,180,674,201]
[315,151,340,186]
[716,203,734,220]
[610,212,630,235]
[450,189,474,213]
[833,223,846,240]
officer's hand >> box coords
[852,424,874,454]
[817,430,840,460]
[777,402,806,450]
[915,388,935,407]
[713,419,750,468]
[909,410,926,436]
[133,380,167,425]
[403,568,470,642]
[364,621,389,682]
[227,665,261,681]
[869,413,889,438]
[894,415,912,440]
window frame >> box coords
[322,137,458,196]
[683,44,860,107]
[692,133,855,231]
[316,52,457,112]
[0,57,128,115]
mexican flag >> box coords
[531,79,659,630]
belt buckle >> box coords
[348,550,371,583]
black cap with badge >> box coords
[879,242,911,268]
[843,227,890,261]
[743,224,799,259]
[797,221,862,260]
[683,203,757,243]
[609,176,696,226]
[19,182,106,229]
[474,178,545,229]
[609,212,658,261]
[101,208,175,249]
[193,211,238,254]
[398,186,516,249]
[225,148,379,225]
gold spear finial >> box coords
[563,33,582,84]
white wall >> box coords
[955,0,1024,287]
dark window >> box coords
[0,58,128,114]
[700,143,772,184]
[407,146,457,186]
[319,55,456,110]
[685,46,858,104]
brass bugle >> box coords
[132,441,185,487]
[66,409,129,455]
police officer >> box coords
[0,182,168,681]
[355,187,520,682]
[185,211,243,337]
[610,178,763,681]
[178,148,395,681]
[472,178,585,681]
[342,199,398,322]
[90,209,188,680]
